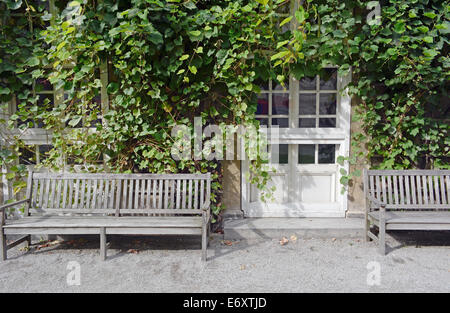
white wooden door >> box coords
[242,69,351,217]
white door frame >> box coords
[241,70,352,217]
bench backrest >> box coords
[364,170,450,210]
[25,172,211,216]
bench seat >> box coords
[3,216,203,235]
[368,211,450,230]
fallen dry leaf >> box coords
[127,249,139,254]
[222,240,233,246]
[279,237,289,246]
[332,238,336,242]
[290,235,298,242]
[240,264,246,270]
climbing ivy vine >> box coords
[1,0,449,215]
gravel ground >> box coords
[0,232,449,293]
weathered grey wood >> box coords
[176,179,181,209]
[364,169,450,256]
[422,175,428,204]
[55,179,62,209]
[446,176,450,204]
[379,206,386,255]
[100,227,106,261]
[134,179,139,210]
[140,179,146,210]
[369,211,450,222]
[73,179,79,209]
[182,179,187,209]
[416,175,422,204]
[200,179,204,209]
[2,171,211,261]
[152,179,157,209]
[366,169,450,175]
[146,179,151,209]
[428,176,434,204]
[188,179,193,209]
[1,228,6,261]
[202,211,208,261]
[194,179,199,210]
[43,179,50,209]
[164,179,169,209]
[91,179,98,209]
[38,179,45,208]
[6,235,30,250]
[205,173,211,209]
[62,179,68,209]
[392,175,399,204]
[25,172,33,216]
[122,179,128,211]
[80,179,86,209]
[159,179,163,209]
[410,174,417,204]
[115,179,120,217]
[0,199,30,211]
[440,175,446,205]
[32,177,38,209]
[49,179,57,210]
[399,175,405,205]
[5,216,204,228]
[405,175,411,205]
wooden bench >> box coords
[1,172,211,261]
[363,169,450,254]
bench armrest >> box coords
[367,195,386,209]
[0,198,30,212]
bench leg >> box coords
[378,219,386,255]
[100,227,107,261]
[364,215,371,242]
[1,228,6,261]
[201,213,208,262]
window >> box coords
[298,144,337,164]
[18,144,54,165]
[255,80,290,128]
[3,1,109,168]
[299,68,338,128]
[255,68,339,130]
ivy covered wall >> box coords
[1,0,448,217]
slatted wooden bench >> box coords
[1,172,211,261]
[364,169,450,255]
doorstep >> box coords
[224,217,364,240]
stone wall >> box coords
[346,100,368,217]
[221,159,242,219]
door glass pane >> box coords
[38,145,53,163]
[299,118,316,128]
[272,118,289,128]
[256,94,269,115]
[256,118,268,126]
[271,144,289,164]
[320,68,337,90]
[319,118,336,128]
[272,94,289,115]
[318,144,335,164]
[19,146,36,165]
[299,94,316,115]
[299,76,316,90]
[298,144,315,164]
[319,94,336,115]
